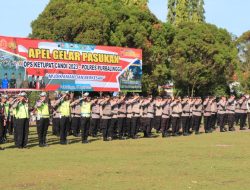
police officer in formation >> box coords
[1,92,250,149]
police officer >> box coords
[131,94,141,139]
[51,94,61,136]
[8,96,15,135]
[35,92,50,147]
[192,97,203,135]
[110,96,119,139]
[54,92,71,145]
[0,94,6,144]
[154,96,163,133]
[12,92,29,148]
[100,95,112,141]
[79,93,91,144]
[1,95,8,143]
[203,96,212,133]
[117,94,127,139]
[217,96,227,132]
[161,97,171,137]
[141,96,154,137]
[226,95,236,131]
[247,95,250,129]
[70,96,81,137]
[238,95,248,130]
[210,97,217,130]
[170,97,182,136]
[90,97,101,137]
[181,96,191,136]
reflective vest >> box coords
[37,103,50,118]
[59,100,70,117]
[81,102,91,117]
[4,103,9,117]
[16,103,29,119]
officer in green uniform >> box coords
[80,93,91,144]
[54,92,71,145]
[35,92,50,147]
[12,92,29,148]
[0,95,8,143]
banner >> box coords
[0,36,142,92]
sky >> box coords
[0,0,250,38]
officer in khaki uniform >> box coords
[203,96,212,133]
[217,96,227,132]
[160,97,171,137]
[90,97,101,137]
[238,95,248,130]
[131,94,141,139]
[117,95,127,139]
[154,96,163,133]
[192,97,203,135]
[12,92,29,148]
[226,95,236,131]
[110,96,119,139]
[70,96,81,137]
[35,92,50,147]
[170,97,182,136]
[181,96,191,136]
[210,97,217,130]
[51,95,61,136]
[100,95,112,141]
[54,92,71,145]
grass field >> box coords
[1,127,250,190]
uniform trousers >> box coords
[161,117,171,136]
[227,113,235,130]
[90,118,100,136]
[131,117,140,138]
[0,116,4,143]
[71,117,81,136]
[126,118,132,136]
[235,113,240,125]
[52,117,60,136]
[239,113,247,129]
[59,116,70,144]
[192,115,201,132]
[37,118,49,145]
[211,114,217,129]
[153,116,162,132]
[181,116,190,134]
[110,118,118,138]
[142,117,152,137]
[171,117,180,134]
[217,114,225,130]
[247,113,250,129]
[8,116,14,135]
[101,119,111,140]
[15,118,29,148]
[80,117,90,141]
[204,116,211,132]
[117,117,126,137]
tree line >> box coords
[30,0,250,97]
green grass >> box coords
[1,127,250,190]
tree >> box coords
[190,0,205,23]
[169,22,238,97]
[235,31,250,93]
[168,0,205,25]
[30,0,174,95]
[175,0,189,25]
[167,0,177,24]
